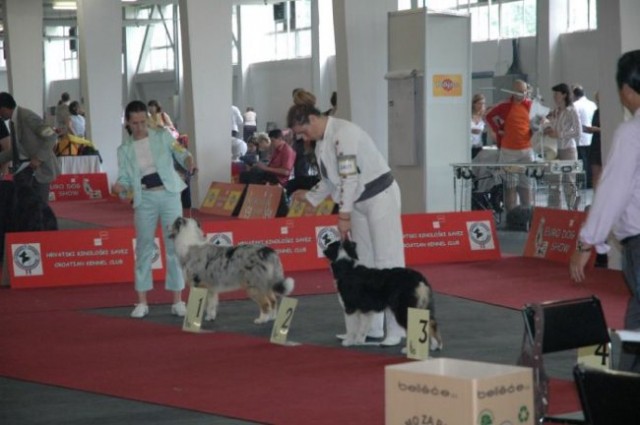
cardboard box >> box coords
[386,358,534,425]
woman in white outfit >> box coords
[287,91,405,347]
[544,83,582,209]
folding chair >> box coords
[518,296,611,424]
[573,364,640,425]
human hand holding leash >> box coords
[338,213,351,240]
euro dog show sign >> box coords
[523,207,588,264]
[4,211,500,289]
[49,173,110,202]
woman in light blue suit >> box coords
[113,100,195,318]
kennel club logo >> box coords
[12,243,44,276]
[315,226,340,257]
[466,220,495,250]
[206,232,234,246]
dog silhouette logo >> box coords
[208,232,233,246]
[467,221,494,250]
[315,226,340,257]
[12,244,42,276]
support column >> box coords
[76,0,123,185]
[332,0,396,158]
[311,0,335,108]
[179,0,233,207]
[536,0,567,102]
[3,0,44,112]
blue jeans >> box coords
[134,189,184,293]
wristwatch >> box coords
[576,240,592,253]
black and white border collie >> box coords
[323,239,443,350]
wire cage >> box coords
[452,159,585,228]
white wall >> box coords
[243,57,314,131]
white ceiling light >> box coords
[52,1,77,10]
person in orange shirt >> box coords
[485,79,535,211]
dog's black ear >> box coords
[323,240,341,261]
[343,239,359,260]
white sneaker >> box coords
[380,335,403,347]
[171,301,187,317]
[131,303,149,318]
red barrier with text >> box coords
[523,207,590,264]
[49,173,110,202]
[5,211,500,288]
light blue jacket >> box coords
[116,127,191,208]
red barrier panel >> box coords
[5,211,500,289]
[402,210,500,264]
[523,207,590,264]
[6,228,165,288]
[49,173,110,201]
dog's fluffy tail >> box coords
[273,277,295,296]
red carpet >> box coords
[3,252,630,422]
[0,310,405,425]
[0,268,335,314]
[418,257,629,329]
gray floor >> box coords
[1,225,552,425]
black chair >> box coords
[573,364,640,425]
[519,296,611,424]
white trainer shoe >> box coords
[171,301,187,317]
[379,335,403,347]
[131,303,149,318]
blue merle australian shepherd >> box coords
[169,217,294,324]
[324,239,442,350]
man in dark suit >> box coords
[0,92,60,204]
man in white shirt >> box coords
[570,51,640,372]
[572,85,598,188]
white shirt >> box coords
[231,105,244,133]
[471,119,485,148]
[573,96,598,147]
[243,110,257,126]
[133,137,157,176]
[580,108,640,253]
[550,105,581,150]
[305,117,391,213]
[231,136,247,161]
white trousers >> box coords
[350,181,405,338]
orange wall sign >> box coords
[5,211,500,289]
[432,74,463,97]
[523,207,588,264]
[49,173,110,202]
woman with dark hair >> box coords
[544,83,581,209]
[112,100,195,319]
[147,99,178,139]
[287,90,405,347]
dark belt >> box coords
[621,234,640,246]
[356,171,394,203]
[141,172,164,189]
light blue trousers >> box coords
[134,189,184,293]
